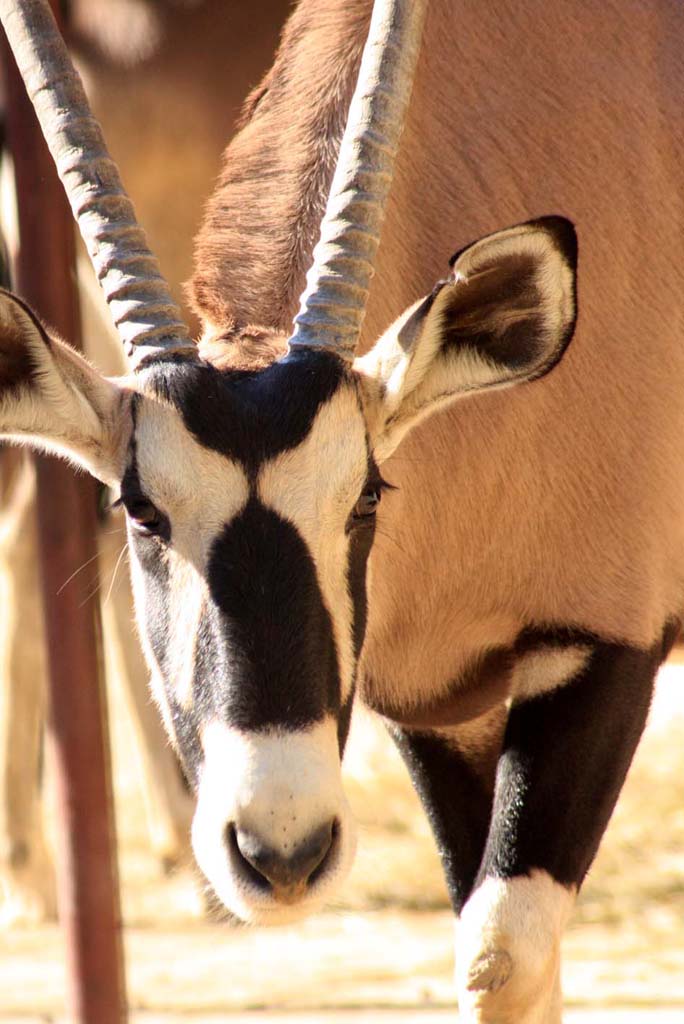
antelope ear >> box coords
[354,217,577,461]
[0,289,129,484]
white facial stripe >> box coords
[192,717,356,924]
[132,394,250,567]
[165,558,207,708]
[257,387,368,701]
[456,871,575,1021]
[129,562,176,741]
[124,393,252,723]
[512,646,590,703]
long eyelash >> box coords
[367,455,398,494]
[106,496,124,513]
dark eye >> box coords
[353,488,381,519]
[125,498,167,538]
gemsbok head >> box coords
[0,0,576,922]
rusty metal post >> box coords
[1,12,128,1024]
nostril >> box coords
[225,823,271,892]
[309,817,338,886]
[227,818,338,897]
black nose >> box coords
[228,820,336,903]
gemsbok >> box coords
[1,0,682,1019]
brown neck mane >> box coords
[189,0,371,339]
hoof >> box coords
[466,949,514,993]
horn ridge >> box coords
[289,0,428,361]
[0,0,192,369]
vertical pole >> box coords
[1,11,128,1024]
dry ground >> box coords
[0,656,682,1020]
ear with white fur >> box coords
[354,217,577,461]
[0,289,129,483]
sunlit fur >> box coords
[5,6,682,1005]
[181,3,684,1010]
[192,0,684,686]
[0,213,578,924]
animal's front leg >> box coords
[455,629,673,1023]
[390,708,505,913]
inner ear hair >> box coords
[443,217,578,380]
[440,253,543,370]
[0,288,52,396]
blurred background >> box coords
[0,1,682,1019]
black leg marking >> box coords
[476,629,672,889]
[391,721,502,913]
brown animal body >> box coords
[195,0,684,677]
[0,1,682,1020]
[187,0,684,1015]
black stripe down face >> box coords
[121,349,378,923]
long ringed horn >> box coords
[0,0,194,370]
[288,0,428,361]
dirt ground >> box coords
[0,656,682,1021]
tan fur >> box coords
[198,327,288,373]
[190,0,684,721]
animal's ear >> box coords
[354,217,577,461]
[0,289,129,484]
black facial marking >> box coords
[203,497,340,732]
[120,392,141,497]
[337,690,355,755]
[146,347,347,474]
[346,461,382,663]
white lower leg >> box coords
[455,870,574,1024]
